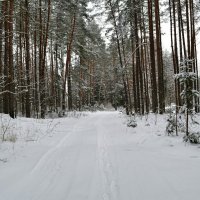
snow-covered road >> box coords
[0,111,200,200]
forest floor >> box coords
[0,111,200,200]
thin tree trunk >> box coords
[25,0,31,117]
[155,0,165,113]
[3,0,9,114]
[0,2,3,113]
[8,0,15,118]
[169,0,178,135]
[63,13,76,111]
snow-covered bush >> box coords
[166,111,186,135]
[166,114,177,135]
[2,133,17,143]
[175,59,199,136]
[183,132,200,144]
[127,116,137,128]
[0,114,17,142]
[127,120,137,128]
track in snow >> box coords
[0,111,200,200]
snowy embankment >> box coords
[0,111,200,200]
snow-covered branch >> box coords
[0,89,28,95]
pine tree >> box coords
[175,59,199,136]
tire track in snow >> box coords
[0,121,83,200]
[97,114,120,200]
[30,127,75,175]
[31,142,83,200]
[29,115,97,200]
[29,123,84,200]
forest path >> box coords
[0,111,200,200]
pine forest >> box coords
[1,1,200,199]
[0,0,199,119]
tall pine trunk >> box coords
[25,0,31,117]
[148,0,158,113]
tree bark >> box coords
[25,0,31,117]
[148,0,158,113]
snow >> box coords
[0,111,200,200]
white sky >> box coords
[161,22,171,51]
